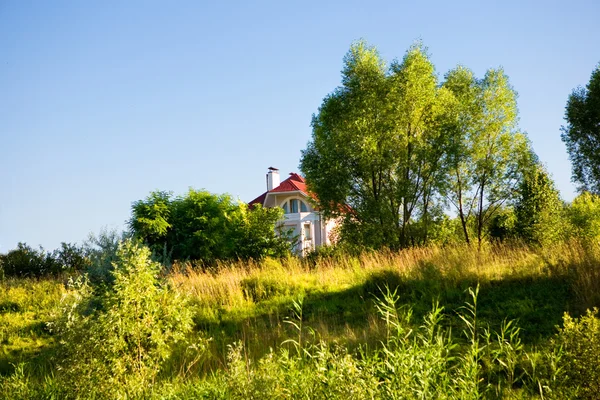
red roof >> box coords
[248,173,311,208]
[248,191,267,209]
[270,173,307,193]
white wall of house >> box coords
[266,191,335,254]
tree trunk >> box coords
[456,172,470,245]
[477,181,485,250]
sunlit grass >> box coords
[2,240,600,398]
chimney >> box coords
[266,167,280,191]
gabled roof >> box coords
[248,173,311,208]
[270,173,307,193]
[248,192,267,208]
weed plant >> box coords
[1,240,600,398]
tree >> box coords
[301,41,450,249]
[129,191,172,251]
[442,67,532,247]
[561,63,600,193]
[0,242,88,278]
[514,164,565,246]
[567,191,600,240]
[129,189,290,263]
[441,66,481,244]
[302,40,534,250]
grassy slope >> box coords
[168,241,597,369]
[1,240,599,396]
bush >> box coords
[567,192,600,240]
[51,239,202,398]
[554,309,600,399]
[130,190,291,265]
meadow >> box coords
[1,240,599,399]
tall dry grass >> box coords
[166,240,600,369]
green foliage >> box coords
[82,228,129,285]
[0,242,88,278]
[561,63,600,194]
[51,240,200,398]
[487,206,517,242]
[129,189,290,264]
[553,309,600,399]
[301,41,533,250]
[443,66,533,247]
[5,242,600,397]
[301,41,454,249]
[566,191,600,240]
[515,164,565,246]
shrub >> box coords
[554,309,600,399]
[52,239,201,398]
[567,192,600,240]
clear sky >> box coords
[1,0,599,251]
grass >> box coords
[169,241,590,369]
[1,240,600,398]
[0,277,63,376]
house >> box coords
[248,167,337,254]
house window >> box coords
[303,223,311,240]
[282,199,308,214]
[290,199,299,213]
[300,201,308,212]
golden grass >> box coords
[168,242,561,309]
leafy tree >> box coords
[302,41,532,250]
[129,190,172,250]
[442,66,532,247]
[514,164,565,246]
[129,189,290,263]
[487,207,517,242]
[0,243,57,277]
[567,191,600,240]
[561,63,600,193]
[237,203,291,260]
[301,41,450,249]
[0,242,90,279]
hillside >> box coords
[1,241,599,399]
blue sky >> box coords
[1,0,599,251]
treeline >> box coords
[0,242,88,278]
[301,41,600,250]
[0,191,293,279]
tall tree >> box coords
[442,66,480,244]
[561,63,600,194]
[388,44,452,247]
[301,41,393,248]
[301,41,448,249]
[471,69,530,247]
[442,67,531,247]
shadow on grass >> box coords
[0,321,57,377]
[192,267,575,370]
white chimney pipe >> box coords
[267,167,280,191]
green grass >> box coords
[0,277,63,376]
[1,240,600,398]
